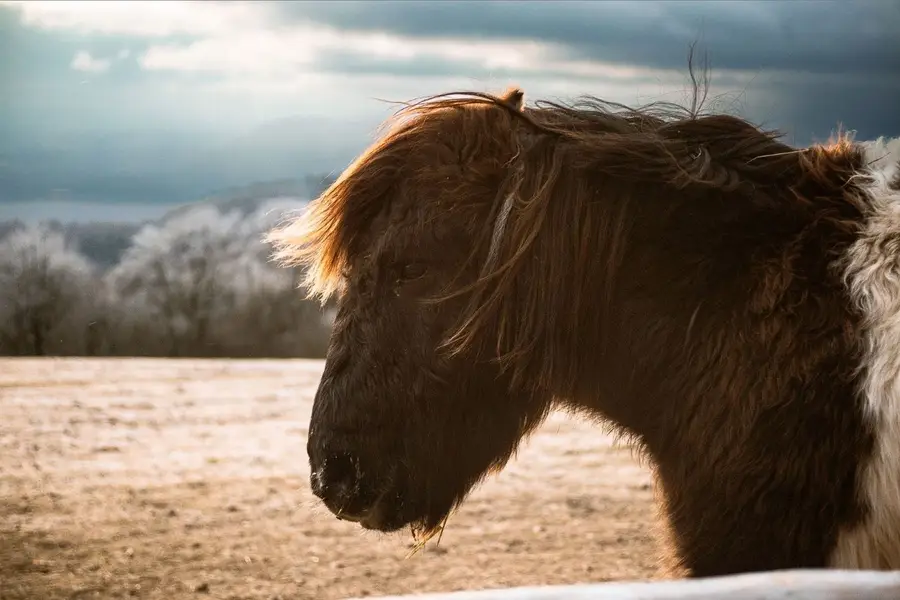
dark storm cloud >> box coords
[775,77,900,144]
[276,1,900,77]
[273,0,900,144]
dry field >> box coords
[0,358,661,600]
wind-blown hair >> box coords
[267,81,868,392]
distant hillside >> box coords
[0,176,329,270]
[158,174,334,224]
[0,219,141,270]
[0,112,366,207]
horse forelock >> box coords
[266,90,531,304]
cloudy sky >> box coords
[2,0,899,222]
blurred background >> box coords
[1,0,899,359]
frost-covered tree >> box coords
[226,258,332,358]
[105,201,331,357]
[0,225,97,355]
[0,198,334,358]
[106,205,256,356]
[222,199,333,357]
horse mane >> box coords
[267,71,869,389]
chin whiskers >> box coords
[405,511,453,559]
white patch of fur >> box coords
[831,142,900,569]
[860,136,900,184]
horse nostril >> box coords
[311,451,360,502]
[326,452,358,488]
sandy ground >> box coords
[0,358,662,600]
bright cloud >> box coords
[1,0,695,87]
[69,48,132,74]
[71,50,110,73]
[137,25,555,74]
[1,0,261,37]
[138,22,687,87]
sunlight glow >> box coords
[2,0,260,37]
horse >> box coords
[266,82,900,578]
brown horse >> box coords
[267,82,900,577]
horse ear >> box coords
[500,86,525,111]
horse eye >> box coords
[400,263,427,280]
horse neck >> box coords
[546,164,869,448]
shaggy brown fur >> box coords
[268,77,881,576]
